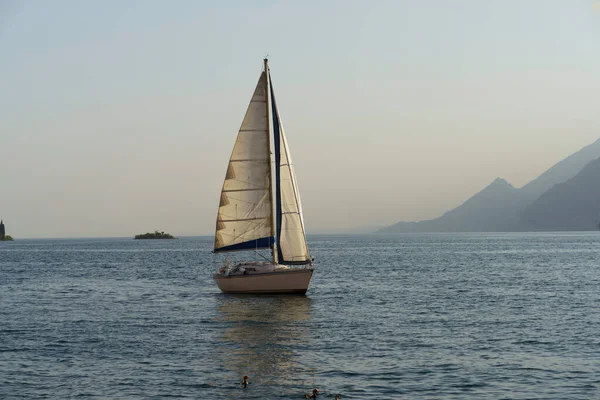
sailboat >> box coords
[212,59,314,294]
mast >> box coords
[265,58,278,264]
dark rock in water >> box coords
[0,219,13,241]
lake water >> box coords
[1,233,599,399]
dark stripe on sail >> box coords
[269,74,285,264]
[284,259,313,265]
[214,236,275,253]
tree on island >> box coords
[134,230,176,239]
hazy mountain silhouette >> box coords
[379,178,527,232]
[379,138,600,233]
[522,157,600,231]
[520,138,600,201]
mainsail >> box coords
[214,61,311,265]
[214,71,274,252]
[270,75,311,264]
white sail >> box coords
[270,77,311,264]
[214,71,273,252]
[277,122,311,263]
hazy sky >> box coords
[1,0,599,238]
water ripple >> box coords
[1,233,600,399]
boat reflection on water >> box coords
[214,294,313,393]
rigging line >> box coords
[222,188,268,193]
[254,247,272,262]
[218,212,268,220]
[219,224,264,233]
[219,197,270,207]
[218,217,267,222]
[220,197,269,206]
[216,226,268,238]
[227,177,270,185]
[219,205,270,215]
[229,159,269,162]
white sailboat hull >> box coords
[213,267,314,294]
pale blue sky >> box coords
[1,0,599,237]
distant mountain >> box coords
[378,138,600,233]
[379,178,526,233]
[520,138,600,201]
[522,157,600,231]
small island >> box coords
[0,235,13,241]
[134,231,176,239]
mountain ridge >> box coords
[378,138,600,233]
[520,138,600,200]
[522,156,600,231]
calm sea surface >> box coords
[1,233,599,399]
